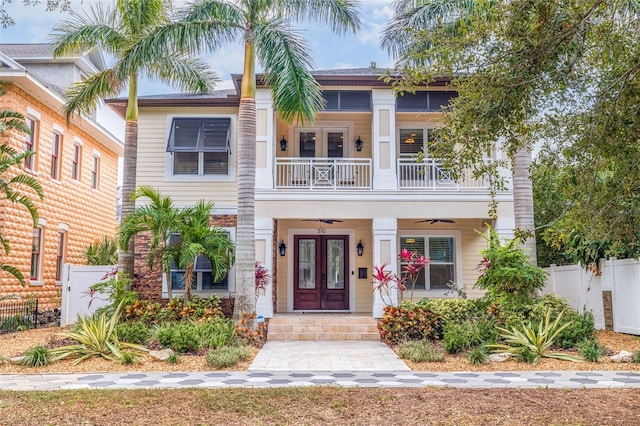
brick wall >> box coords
[133,214,238,301]
[0,84,119,308]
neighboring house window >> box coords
[30,227,43,281]
[55,231,66,282]
[91,154,100,189]
[168,232,233,292]
[167,118,231,176]
[399,235,456,290]
[71,143,82,181]
[24,117,38,170]
[51,131,62,179]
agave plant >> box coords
[51,301,147,364]
[488,308,583,364]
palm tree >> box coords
[166,200,235,302]
[50,0,219,281]
[0,107,44,285]
[119,186,182,299]
[381,0,538,263]
[130,0,361,319]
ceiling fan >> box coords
[303,219,344,224]
[415,219,456,224]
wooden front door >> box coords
[293,235,349,310]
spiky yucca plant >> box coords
[51,301,147,364]
[488,308,583,364]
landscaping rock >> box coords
[149,349,174,361]
[610,350,633,363]
[10,356,25,364]
[489,352,513,362]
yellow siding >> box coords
[137,107,239,207]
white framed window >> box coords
[55,231,66,282]
[398,126,437,158]
[399,231,461,291]
[91,153,100,189]
[30,227,44,282]
[71,142,82,181]
[167,117,231,177]
[24,116,39,171]
[50,131,62,180]
[163,228,236,296]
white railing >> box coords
[397,158,488,190]
[275,158,372,190]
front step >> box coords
[267,314,380,341]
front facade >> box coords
[0,44,123,306]
[108,69,514,317]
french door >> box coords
[297,128,349,158]
[293,235,349,310]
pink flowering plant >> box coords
[373,249,430,305]
[255,261,271,300]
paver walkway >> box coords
[2,370,640,390]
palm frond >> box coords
[63,69,126,121]
[0,109,29,135]
[280,0,361,34]
[254,20,323,123]
[142,56,219,93]
[0,263,26,286]
[119,0,172,32]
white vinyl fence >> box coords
[543,258,640,335]
[60,264,114,326]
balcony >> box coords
[275,158,372,190]
[397,158,488,190]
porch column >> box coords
[372,89,397,190]
[372,218,398,317]
[255,88,274,189]
[255,217,274,318]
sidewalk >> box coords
[2,370,639,391]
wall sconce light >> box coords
[356,240,364,256]
[280,136,288,151]
[279,240,287,256]
[355,136,363,152]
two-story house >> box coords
[0,44,123,307]
[106,69,515,318]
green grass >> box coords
[205,345,252,369]
[396,340,444,363]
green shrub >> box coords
[377,303,440,343]
[91,274,138,319]
[120,351,139,365]
[424,298,484,325]
[466,346,488,365]
[396,340,445,363]
[115,322,151,345]
[632,350,640,363]
[579,339,603,362]
[21,346,51,367]
[442,319,498,354]
[167,353,180,364]
[152,322,202,353]
[530,295,595,348]
[206,345,252,369]
[197,318,236,349]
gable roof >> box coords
[0,43,106,74]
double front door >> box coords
[294,235,349,310]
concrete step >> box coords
[267,315,380,341]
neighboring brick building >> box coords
[0,44,123,307]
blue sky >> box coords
[0,0,396,95]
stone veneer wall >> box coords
[133,215,238,302]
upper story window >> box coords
[71,142,82,181]
[399,128,437,158]
[167,118,231,176]
[51,131,62,180]
[396,91,457,112]
[91,153,100,189]
[30,227,43,282]
[322,91,372,111]
[24,117,39,171]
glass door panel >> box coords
[327,132,344,158]
[326,239,345,289]
[299,132,316,158]
[298,239,316,289]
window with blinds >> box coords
[322,90,372,111]
[396,91,457,112]
[167,118,231,175]
[399,235,455,290]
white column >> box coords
[255,217,274,318]
[493,216,515,241]
[255,88,274,189]
[372,218,398,317]
[372,89,397,190]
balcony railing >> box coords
[275,158,372,190]
[397,157,488,190]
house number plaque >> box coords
[317,227,326,234]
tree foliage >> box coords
[383,0,640,263]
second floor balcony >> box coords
[273,158,488,191]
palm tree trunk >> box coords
[118,75,139,288]
[183,264,194,302]
[165,270,172,301]
[513,143,537,265]
[233,40,257,322]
